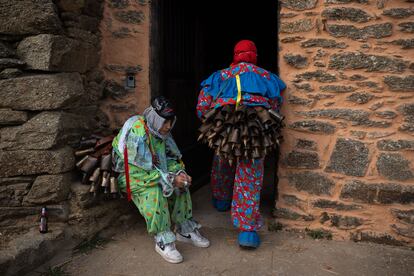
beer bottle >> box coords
[39,207,48,234]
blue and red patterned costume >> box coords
[196,40,286,248]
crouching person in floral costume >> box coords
[112,96,210,264]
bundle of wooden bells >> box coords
[74,134,120,199]
[198,105,284,165]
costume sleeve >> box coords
[167,159,185,173]
[196,88,213,120]
[267,73,286,109]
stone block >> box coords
[283,54,308,68]
[351,231,404,246]
[274,207,314,221]
[386,39,414,49]
[287,171,335,195]
[398,103,414,119]
[391,209,414,224]
[377,183,414,204]
[104,64,142,74]
[375,111,397,119]
[378,139,414,151]
[293,83,314,92]
[298,108,390,128]
[109,0,129,9]
[282,194,306,211]
[280,13,299,18]
[340,180,377,203]
[66,27,99,46]
[0,177,33,207]
[307,94,335,100]
[350,131,366,139]
[399,22,414,33]
[280,18,314,33]
[68,199,132,238]
[112,27,132,38]
[0,68,23,79]
[103,79,129,99]
[329,52,408,73]
[0,147,74,177]
[295,139,317,151]
[340,180,414,204]
[0,58,25,71]
[384,76,414,92]
[284,150,319,169]
[301,38,348,49]
[298,109,370,122]
[329,214,363,230]
[350,74,367,81]
[325,138,370,177]
[356,81,381,90]
[312,199,362,211]
[295,70,337,82]
[367,131,395,139]
[281,0,318,10]
[17,34,95,73]
[0,226,66,276]
[289,120,336,134]
[391,224,414,239]
[377,153,414,181]
[320,85,356,93]
[357,120,391,128]
[0,0,62,35]
[0,73,84,111]
[0,109,28,126]
[326,23,392,40]
[114,10,145,24]
[281,36,305,43]
[23,173,72,205]
[287,95,313,106]
[346,93,374,104]
[0,42,15,58]
[325,0,368,3]
[383,8,414,18]
[0,112,94,151]
[322,8,373,22]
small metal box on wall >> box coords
[125,73,136,89]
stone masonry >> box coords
[277,0,414,246]
[0,1,132,275]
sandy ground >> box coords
[30,184,414,276]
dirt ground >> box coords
[29,184,414,276]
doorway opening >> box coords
[150,0,280,208]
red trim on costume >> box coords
[123,144,132,201]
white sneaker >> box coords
[155,241,183,264]
[176,229,210,248]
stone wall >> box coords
[99,0,151,129]
[277,0,414,246]
[0,2,132,272]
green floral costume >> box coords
[112,116,200,244]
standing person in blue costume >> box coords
[113,96,210,264]
[196,40,286,249]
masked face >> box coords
[159,119,172,135]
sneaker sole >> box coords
[176,234,210,248]
[155,245,183,264]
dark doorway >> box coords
[150,0,280,201]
